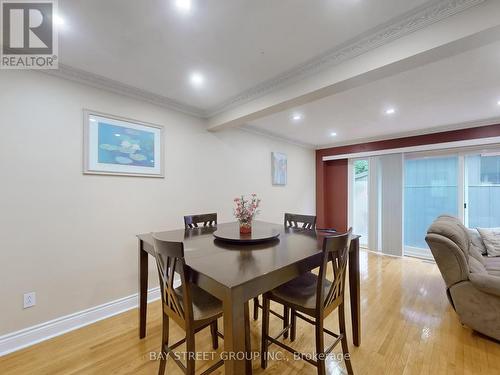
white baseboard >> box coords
[0,287,161,357]
[404,246,434,261]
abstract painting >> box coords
[272,152,287,185]
[83,110,164,177]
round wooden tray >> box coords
[213,222,280,244]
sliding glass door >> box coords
[404,150,500,258]
[465,154,500,228]
[348,148,500,258]
[404,156,459,257]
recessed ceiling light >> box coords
[54,14,65,26]
[292,113,303,121]
[189,72,204,87]
[175,0,192,12]
[385,108,396,115]
[330,132,337,137]
[497,100,500,106]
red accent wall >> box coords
[323,159,348,230]
[316,124,500,231]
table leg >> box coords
[244,301,252,374]
[348,237,361,346]
[223,290,251,375]
[138,240,148,339]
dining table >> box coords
[136,221,361,375]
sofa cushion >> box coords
[469,248,487,266]
[468,228,488,258]
[477,228,500,257]
[469,273,500,297]
[469,256,487,274]
[485,257,500,277]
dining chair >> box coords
[184,213,217,229]
[152,235,224,375]
[260,229,354,375]
[284,212,317,230]
[253,213,318,339]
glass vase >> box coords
[239,220,252,234]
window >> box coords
[466,154,500,228]
[404,156,459,251]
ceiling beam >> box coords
[207,1,500,132]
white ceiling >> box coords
[58,0,432,112]
[246,40,500,148]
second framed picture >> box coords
[83,110,164,178]
[272,152,287,185]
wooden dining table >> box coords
[136,221,361,375]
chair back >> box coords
[316,228,352,315]
[284,213,316,230]
[152,235,194,327]
[184,213,217,229]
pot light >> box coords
[497,100,500,106]
[189,72,205,87]
[385,108,396,115]
[175,0,192,12]
[292,113,303,122]
[54,14,65,26]
[330,132,337,137]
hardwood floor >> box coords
[1,250,500,375]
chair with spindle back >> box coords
[184,213,217,229]
[284,213,317,230]
[253,213,318,338]
[152,235,224,375]
[261,229,354,375]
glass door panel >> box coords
[465,154,500,228]
[404,156,459,251]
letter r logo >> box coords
[2,1,53,54]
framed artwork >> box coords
[83,110,164,177]
[272,152,287,185]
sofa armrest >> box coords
[425,233,469,287]
[470,273,500,297]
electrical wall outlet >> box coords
[23,292,36,309]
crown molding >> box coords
[42,0,485,121]
[239,125,315,149]
[43,64,206,118]
[316,116,500,150]
[206,0,486,117]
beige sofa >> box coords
[426,215,500,341]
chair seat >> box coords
[268,272,331,311]
[175,285,223,322]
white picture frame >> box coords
[83,109,164,178]
[272,152,287,185]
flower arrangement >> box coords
[233,194,261,234]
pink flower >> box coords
[233,194,261,221]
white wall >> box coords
[0,70,315,335]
